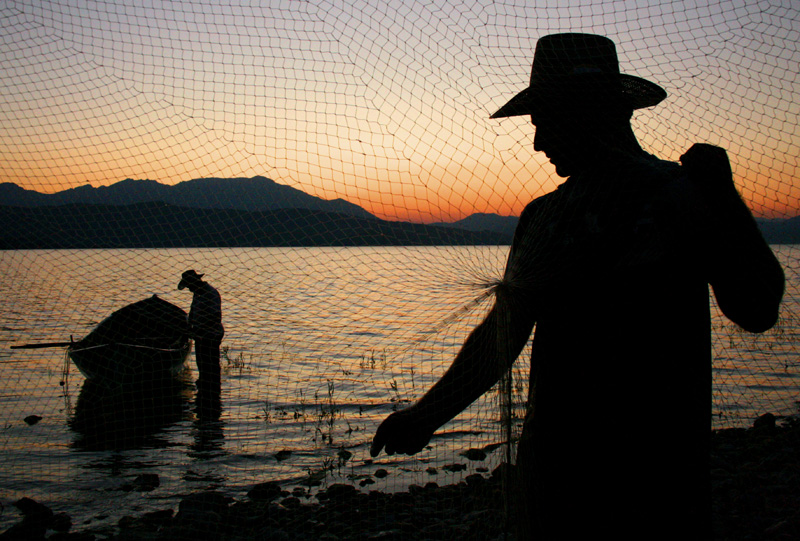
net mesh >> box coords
[1,0,798,537]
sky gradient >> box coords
[1,0,798,221]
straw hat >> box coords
[491,33,666,118]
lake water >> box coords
[1,245,798,534]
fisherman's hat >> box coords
[178,269,204,290]
[490,33,666,118]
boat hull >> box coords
[68,295,191,385]
[69,341,191,383]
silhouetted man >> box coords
[370,33,784,539]
[178,270,224,391]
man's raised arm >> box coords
[681,144,785,333]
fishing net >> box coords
[1,0,798,538]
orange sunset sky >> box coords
[1,0,798,222]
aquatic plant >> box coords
[312,379,340,447]
[221,345,250,374]
[359,348,387,371]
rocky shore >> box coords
[3,416,800,541]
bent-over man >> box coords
[178,269,224,388]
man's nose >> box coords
[533,126,546,152]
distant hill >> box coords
[0,202,511,249]
[756,217,800,245]
[434,212,800,245]
[0,176,374,219]
[433,213,519,237]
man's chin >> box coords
[553,163,571,178]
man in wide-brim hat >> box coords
[371,33,784,539]
[178,269,224,400]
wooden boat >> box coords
[67,295,191,384]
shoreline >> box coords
[4,417,800,540]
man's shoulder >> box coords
[199,282,221,297]
[585,154,684,204]
[519,189,559,218]
[513,156,683,233]
[511,191,562,248]
[624,153,682,185]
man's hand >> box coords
[679,143,738,203]
[370,405,435,457]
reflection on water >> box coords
[0,246,798,534]
[69,372,195,452]
[191,377,225,459]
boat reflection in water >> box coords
[69,372,195,451]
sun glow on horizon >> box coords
[1,1,797,222]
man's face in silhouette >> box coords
[532,102,601,178]
[530,88,631,178]
[180,276,201,293]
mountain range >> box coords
[0,177,513,249]
[1,177,797,248]
[0,176,373,218]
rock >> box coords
[753,413,776,430]
[131,473,160,492]
[282,496,301,509]
[177,491,232,520]
[13,498,53,521]
[164,509,223,540]
[248,481,283,502]
[141,509,174,528]
[48,532,96,540]
[253,526,291,541]
[1,498,56,541]
[460,449,487,461]
[465,474,487,487]
[367,529,403,540]
[117,516,137,529]
[0,520,47,540]
[374,469,389,479]
[319,484,357,501]
[50,512,72,533]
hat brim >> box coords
[490,74,666,119]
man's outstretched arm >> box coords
[370,290,535,457]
